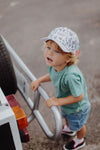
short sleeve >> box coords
[67,74,83,97]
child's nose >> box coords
[48,50,53,56]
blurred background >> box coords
[0,0,100,149]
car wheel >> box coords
[0,36,17,95]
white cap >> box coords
[41,27,80,54]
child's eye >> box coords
[54,50,60,53]
[47,46,51,50]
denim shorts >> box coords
[62,104,91,131]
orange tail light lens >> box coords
[6,95,28,130]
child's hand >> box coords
[31,80,40,92]
[46,97,58,108]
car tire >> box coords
[0,36,17,96]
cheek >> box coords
[44,50,47,58]
[55,56,67,64]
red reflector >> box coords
[6,95,20,108]
[6,95,28,130]
[23,128,29,142]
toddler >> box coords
[31,27,91,150]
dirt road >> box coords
[0,0,100,149]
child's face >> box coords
[44,41,69,72]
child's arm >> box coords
[46,94,84,108]
[31,73,51,91]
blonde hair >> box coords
[66,52,79,66]
[45,40,79,66]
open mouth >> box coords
[47,57,53,62]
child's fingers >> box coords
[33,86,38,91]
[31,83,37,91]
[45,97,58,108]
[32,86,37,92]
[45,100,52,108]
[31,81,39,91]
[31,82,34,90]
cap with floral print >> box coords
[41,27,80,54]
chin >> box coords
[46,63,52,67]
[46,62,53,67]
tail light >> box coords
[6,95,28,130]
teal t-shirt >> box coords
[48,65,90,115]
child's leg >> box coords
[62,118,76,136]
[63,104,90,150]
[65,118,69,126]
[63,126,86,150]
[77,125,86,139]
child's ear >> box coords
[65,58,71,64]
